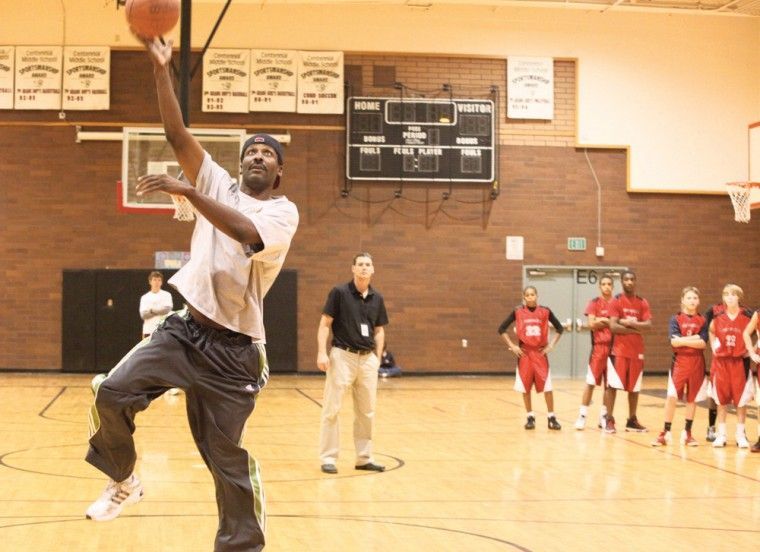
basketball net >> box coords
[726,182,752,223]
[170,195,195,222]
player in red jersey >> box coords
[574,275,614,430]
[651,287,707,447]
[702,302,733,441]
[709,284,754,448]
[498,286,565,430]
[741,309,760,452]
[604,271,651,433]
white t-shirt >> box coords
[139,289,174,335]
[169,152,299,341]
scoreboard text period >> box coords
[346,96,495,182]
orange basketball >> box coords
[125,0,180,38]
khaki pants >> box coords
[319,347,381,465]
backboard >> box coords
[118,127,245,214]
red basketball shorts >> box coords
[667,354,705,402]
[514,348,551,393]
[710,357,753,407]
[585,343,611,386]
[607,355,643,392]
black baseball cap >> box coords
[240,134,284,189]
[241,134,284,164]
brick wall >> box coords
[0,51,757,372]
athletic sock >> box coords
[685,419,693,432]
[579,405,588,417]
[737,423,745,436]
[708,409,717,427]
[718,422,727,436]
[527,411,535,418]
[664,422,672,432]
[547,412,556,419]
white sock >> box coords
[527,411,535,418]
[579,405,588,417]
[736,423,745,436]
[718,423,727,436]
[600,405,608,417]
[548,412,555,419]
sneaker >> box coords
[86,475,143,522]
[736,433,750,449]
[712,434,727,448]
[604,416,616,434]
[574,415,586,430]
[548,416,562,430]
[625,416,648,433]
[651,431,671,446]
[680,430,698,447]
[751,439,760,453]
[524,416,536,430]
[706,426,717,442]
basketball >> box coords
[125,0,180,38]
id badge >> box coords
[360,324,370,337]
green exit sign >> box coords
[567,237,587,251]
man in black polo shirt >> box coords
[317,252,389,474]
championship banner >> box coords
[250,49,297,113]
[0,46,14,109]
[297,51,343,114]
[202,49,250,113]
[15,46,63,110]
[62,46,110,110]
[507,56,554,120]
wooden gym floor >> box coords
[0,373,758,551]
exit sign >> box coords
[567,237,587,251]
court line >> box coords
[38,387,67,419]
[1,512,758,539]
[0,514,533,550]
[295,387,322,408]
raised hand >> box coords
[132,33,173,67]
[136,174,192,198]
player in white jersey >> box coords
[138,271,173,338]
[84,37,298,552]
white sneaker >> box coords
[574,415,586,430]
[712,434,727,448]
[736,433,750,449]
[86,475,143,521]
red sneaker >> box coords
[651,431,671,446]
[680,430,698,447]
[604,416,616,434]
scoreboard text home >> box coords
[346,97,495,182]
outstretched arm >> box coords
[143,37,204,183]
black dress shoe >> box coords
[321,463,337,474]
[355,462,385,472]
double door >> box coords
[523,266,627,379]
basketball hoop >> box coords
[170,194,195,222]
[725,182,759,223]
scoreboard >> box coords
[346,96,495,182]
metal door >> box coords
[524,266,625,379]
